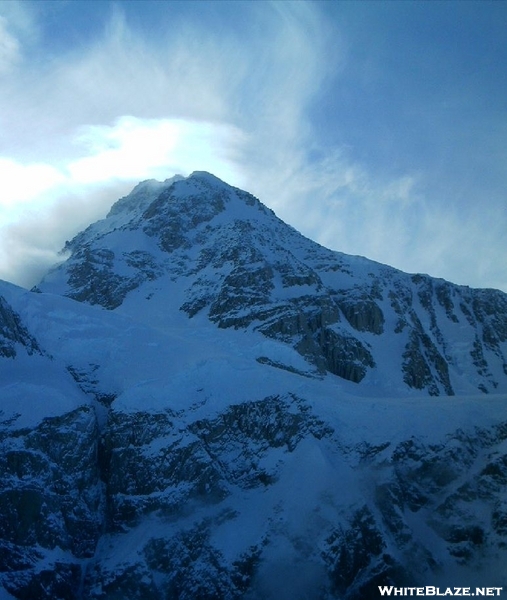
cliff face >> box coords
[0,296,41,359]
[1,172,507,598]
[2,376,506,598]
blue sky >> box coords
[0,0,506,291]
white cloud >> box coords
[68,117,245,187]
[0,158,65,210]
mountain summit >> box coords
[1,172,507,598]
[38,171,507,396]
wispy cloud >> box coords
[0,16,20,73]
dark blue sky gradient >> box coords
[313,2,507,192]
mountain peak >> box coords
[187,170,227,185]
[107,174,185,218]
[35,172,507,396]
[4,173,507,598]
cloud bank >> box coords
[0,1,505,292]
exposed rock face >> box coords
[3,389,506,598]
[322,506,406,598]
[0,296,41,358]
[0,405,102,598]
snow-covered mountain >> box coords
[1,172,506,598]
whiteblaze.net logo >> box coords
[378,587,503,597]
